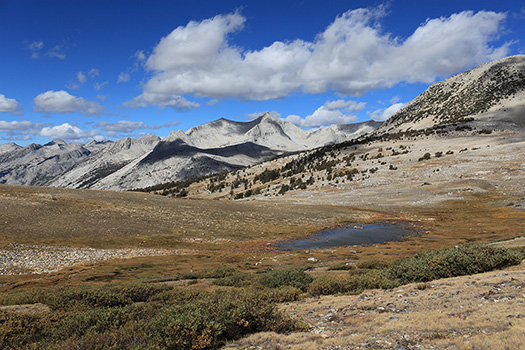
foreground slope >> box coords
[225,261,525,350]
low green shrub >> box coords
[308,270,397,296]
[257,268,313,291]
[308,275,360,296]
[388,244,523,284]
[214,272,254,287]
[309,244,522,296]
[356,259,392,270]
[0,288,303,350]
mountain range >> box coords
[1,55,523,192]
[0,115,381,190]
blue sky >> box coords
[1,0,524,146]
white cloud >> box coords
[33,90,104,116]
[65,82,80,90]
[93,81,108,90]
[77,71,87,84]
[390,96,400,104]
[134,50,146,61]
[39,123,101,140]
[96,120,147,133]
[370,102,406,121]
[0,120,51,141]
[124,92,199,111]
[96,94,108,101]
[27,41,67,60]
[117,72,130,83]
[0,94,23,115]
[46,45,66,59]
[0,120,33,131]
[245,110,282,121]
[129,8,509,108]
[95,120,181,133]
[88,69,99,78]
[282,99,362,128]
[27,41,44,58]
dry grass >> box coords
[1,183,524,294]
[0,184,372,249]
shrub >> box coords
[310,245,522,296]
[257,268,313,291]
[0,288,303,350]
[145,290,301,349]
[308,271,396,296]
[356,259,392,270]
[418,152,431,161]
[387,244,522,284]
[214,273,253,287]
[308,275,360,296]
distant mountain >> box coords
[0,114,380,190]
[379,55,525,133]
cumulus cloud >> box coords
[283,99,364,128]
[370,102,406,121]
[33,90,104,116]
[0,120,47,141]
[128,8,509,108]
[39,123,103,141]
[0,94,23,115]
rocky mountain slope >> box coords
[0,114,380,190]
[378,55,525,133]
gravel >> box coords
[0,243,185,275]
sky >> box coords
[1,0,524,146]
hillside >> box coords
[379,55,525,132]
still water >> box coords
[277,222,412,250]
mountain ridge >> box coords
[0,114,380,190]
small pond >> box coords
[276,222,412,250]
